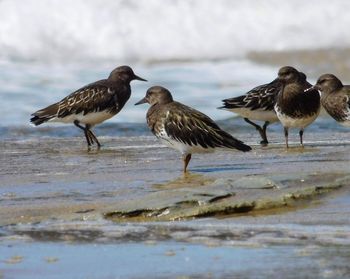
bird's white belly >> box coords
[50,111,114,125]
[228,108,279,123]
[159,137,215,155]
[276,109,319,129]
[341,109,350,126]
[340,120,350,127]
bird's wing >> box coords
[57,83,119,118]
[162,103,251,151]
[221,80,281,111]
[339,87,350,121]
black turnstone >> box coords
[310,74,350,127]
[274,66,320,148]
[135,86,252,173]
[219,78,282,145]
[30,65,146,149]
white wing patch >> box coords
[50,110,113,125]
[228,107,279,122]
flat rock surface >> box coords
[105,173,348,222]
[0,123,349,278]
[1,129,349,226]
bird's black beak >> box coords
[133,74,147,82]
[135,97,148,105]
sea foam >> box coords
[0,0,349,62]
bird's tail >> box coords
[218,95,246,110]
[220,131,252,152]
[30,103,59,126]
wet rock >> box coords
[212,176,284,189]
[105,173,348,222]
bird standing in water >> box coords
[135,86,252,173]
[30,66,147,149]
[310,74,350,127]
[220,78,282,145]
[274,66,320,148]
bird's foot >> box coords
[260,139,269,146]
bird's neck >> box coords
[279,82,303,101]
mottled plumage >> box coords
[135,86,251,173]
[220,78,282,144]
[274,66,320,148]
[31,65,146,149]
[311,74,350,127]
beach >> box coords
[1,0,350,277]
[1,117,349,278]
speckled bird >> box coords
[30,66,146,149]
[135,86,252,173]
[310,74,350,127]
[274,66,320,148]
[219,78,282,145]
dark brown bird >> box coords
[219,78,282,145]
[274,66,320,148]
[310,74,350,127]
[135,86,252,173]
[30,65,146,149]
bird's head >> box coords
[109,65,147,83]
[135,86,174,106]
[277,66,300,84]
[313,74,343,93]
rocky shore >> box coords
[0,118,349,278]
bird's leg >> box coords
[244,118,268,145]
[261,121,270,145]
[183,154,192,173]
[284,127,289,148]
[299,129,304,147]
[74,120,92,148]
[86,124,101,149]
[88,131,101,149]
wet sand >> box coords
[0,117,349,278]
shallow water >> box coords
[2,0,350,128]
[1,241,349,279]
[1,186,350,279]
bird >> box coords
[135,86,252,173]
[219,78,282,145]
[30,65,147,149]
[274,66,320,148]
[309,74,350,127]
